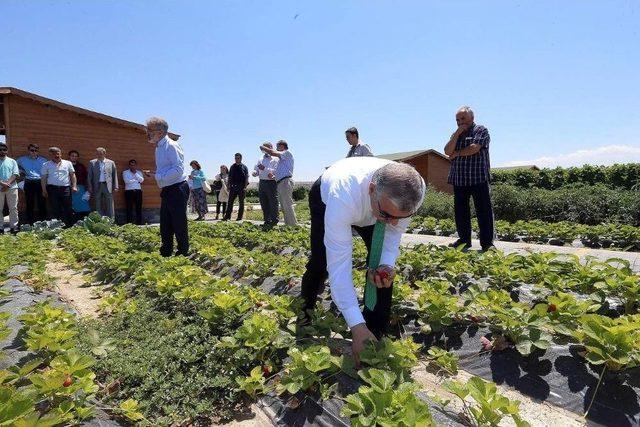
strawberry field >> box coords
[2,217,640,426]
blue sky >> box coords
[2,1,639,180]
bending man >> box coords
[301,157,425,366]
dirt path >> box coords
[47,260,103,318]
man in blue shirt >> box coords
[146,116,189,257]
[0,143,20,234]
[16,144,48,224]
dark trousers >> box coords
[160,181,190,257]
[300,178,394,338]
[258,179,278,225]
[47,185,73,227]
[24,180,47,224]
[224,185,245,220]
[216,201,227,218]
[454,182,494,248]
[124,189,143,225]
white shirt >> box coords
[98,160,106,182]
[320,157,416,328]
[41,159,75,187]
[122,169,144,190]
[254,155,278,180]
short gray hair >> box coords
[372,162,426,213]
[146,116,169,132]
[96,147,106,154]
[49,146,61,154]
[457,106,474,118]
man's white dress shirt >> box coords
[123,169,144,190]
[320,157,419,328]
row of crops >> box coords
[2,217,640,425]
[410,216,640,250]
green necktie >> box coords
[364,220,386,311]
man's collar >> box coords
[156,136,168,147]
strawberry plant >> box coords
[359,338,420,382]
[536,292,600,336]
[236,366,271,398]
[425,346,459,375]
[486,303,553,356]
[276,345,340,396]
[443,376,530,427]
[340,368,435,427]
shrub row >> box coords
[491,163,640,190]
[419,185,640,226]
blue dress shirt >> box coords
[155,137,187,188]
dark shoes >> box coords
[448,239,472,251]
[481,244,496,252]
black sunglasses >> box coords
[377,200,414,221]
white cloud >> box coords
[501,145,640,168]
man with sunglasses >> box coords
[301,157,425,367]
[17,144,48,224]
[0,143,20,234]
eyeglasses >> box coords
[29,149,38,152]
[0,149,7,152]
[377,200,414,221]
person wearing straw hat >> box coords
[300,157,425,367]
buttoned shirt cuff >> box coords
[342,306,365,329]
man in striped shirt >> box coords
[444,106,494,251]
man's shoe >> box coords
[9,228,19,235]
[481,244,496,252]
[448,239,471,251]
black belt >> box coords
[162,180,187,190]
[276,176,291,184]
[46,184,70,189]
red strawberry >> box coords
[262,365,272,377]
[547,304,557,313]
[378,270,390,281]
[480,336,493,351]
[63,375,73,387]
[470,315,480,323]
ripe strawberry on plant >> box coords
[262,363,272,377]
[63,374,73,387]
[547,304,557,313]
[480,336,493,351]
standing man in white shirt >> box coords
[252,142,279,227]
[87,147,118,220]
[301,157,425,366]
[146,117,190,257]
[122,159,145,225]
[40,147,77,227]
[259,140,297,226]
[345,127,373,158]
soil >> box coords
[47,259,103,318]
[219,404,275,426]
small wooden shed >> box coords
[378,149,453,194]
[0,87,180,223]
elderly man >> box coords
[146,117,190,257]
[87,147,118,220]
[301,157,425,366]
[0,143,20,234]
[41,147,77,227]
[16,144,48,224]
[345,127,373,158]
[444,106,494,251]
[259,140,297,226]
[252,142,279,227]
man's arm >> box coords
[112,161,119,190]
[40,168,48,197]
[6,160,19,186]
[259,145,282,158]
[156,143,185,184]
[444,124,470,156]
[450,127,489,158]
[136,171,144,183]
[86,161,93,193]
[70,171,77,191]
[244,165,249,188]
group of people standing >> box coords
[0,143,149,232]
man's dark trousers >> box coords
[258,179,278,225]
[47,185,73,227]
[125,189,143,225]
[453,182,494,248]
[300,178,393,338]
[225,185,246,220]
[160,181,190,257]
[25,180,47,224]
